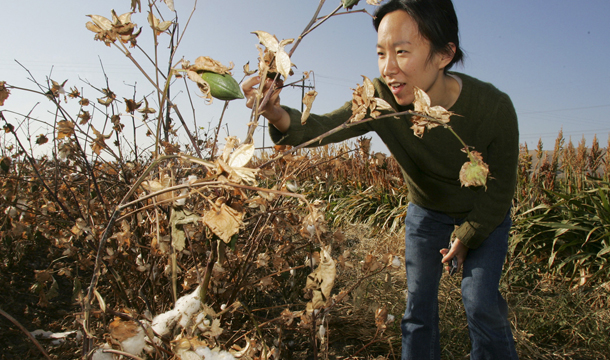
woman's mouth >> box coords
[388,82,406,96]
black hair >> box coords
[373,0,464,71]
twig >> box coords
[210,100,231,160]
[0,307,52,360]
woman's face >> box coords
[377,10,449,106]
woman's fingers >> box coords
[440,239,468,274]
[242,76,261,109]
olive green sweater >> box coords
[270,72,519,249]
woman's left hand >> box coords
[440,239,468,274]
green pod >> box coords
[342,0,360,10]
[200,72,244,101]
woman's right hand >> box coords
[242,75,291,133]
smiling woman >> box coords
[242,0,520,359]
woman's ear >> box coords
[439,42,457,69]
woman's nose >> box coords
[381,55,399,76]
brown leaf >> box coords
[78,110,91,125]
[109,319,139,342]
[459,150,490,188]
[56,120,74,140]
[410,87,453,137]
[124,98,142,112]
[147,12,172,35]
[90,126,112,155]
[362,254,381,273]
[375,306,388,330]
[304,245,336,311]
[185,56,234,75]
[202,202,244,243]
[35,134,49,145]
[301,90,318,125]
[130,0,141,12]
[202,318,223,338]
[0,81,10,106]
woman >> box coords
[243,0,519,359]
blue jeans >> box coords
[401,203,518,360]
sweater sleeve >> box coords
[453,93,519,248]
[269,101,372,147]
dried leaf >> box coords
[276,39,294,79]
[202,319,223,338]
[0,81,10,106]
[109,319,139,342]
[87,15,113,31]
[301,90,318,125]
[227,143,254,168]
[90,126,111,155]
[202,202,244,243]
[375,306,388,330]
[186,56,233,75]
[410,86,453,137]
[147,12,172,35]
[78,110,91,125]
[124,98,142,112]
[349,76,393,123]
[170,208,201,252]
[130,0,141,12]
[57,120,74,140]
[186,70,212,101]
[36,134,48,145]
[305,245,336,311]
[251,31,279,53]
[362,254,381,273]
[459,150,490,188]
[1,157,11,173]
[243,61,257,76]
[164,0,175,11]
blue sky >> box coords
[2,0,609,155]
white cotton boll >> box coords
[318,324,326,338]
[307,224,316,236]
[121,325,146,356]
[391,256,402,268]
[91,344,114,360]
[175,285,202,329]
[220,304,227,311]
[195,312,206,325]
[175,188,189,206]
[152,286,202,335]
[136,254,145,267]
[195,347,236,360]
[386,314,395,323]
[152,309,180,336]
[176,349,203,360]
[5,206,19,218]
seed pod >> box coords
[200,72,244,101]
[342,0,360,10]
